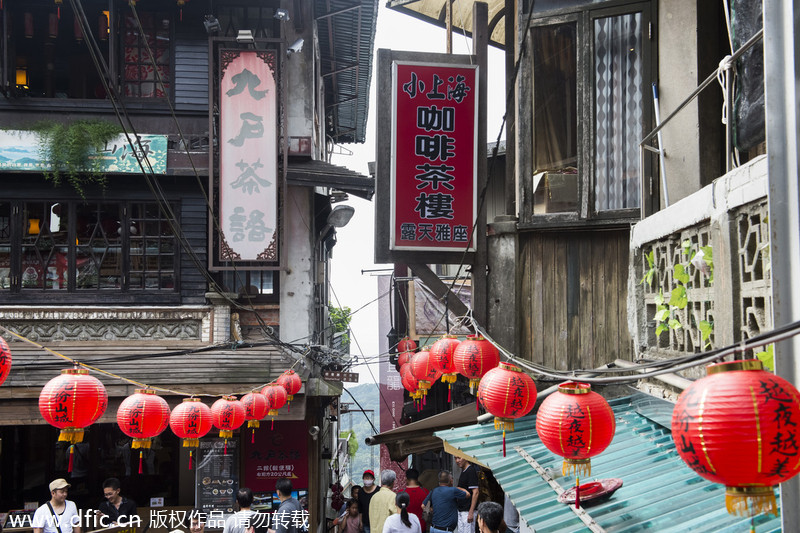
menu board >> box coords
[196,438,239,522]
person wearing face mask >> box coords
[357,470,378,533]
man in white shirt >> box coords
[32,479,82,533]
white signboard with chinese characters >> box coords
[218,49,278,262]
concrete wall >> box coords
[281,185,315,344]
[658,0,704,205]
[286,1,315,143]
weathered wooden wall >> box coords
[519,229,632,369]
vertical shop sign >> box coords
[391,62,478,251]
[219,50,278,261]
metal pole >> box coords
[764,1,800,530]
[651,83,670,207]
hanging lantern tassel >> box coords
[271,416,275,430]
[59,428,85,444]
[726,487,778,518]
[494,418,514,457]
[563,458,592,478]
[138,450,143,474]
[224,439,228,455]
[189,449,193,470]
[575,478,580,509]
[251,429,255,443]
[68,444,74,473]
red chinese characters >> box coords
[536,382,616,477]
[391,63,478,251]
[672,359,800,517]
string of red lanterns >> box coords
[410,348,442,405]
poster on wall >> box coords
[390,61,478,252]
[218,49,279,263]
[195,438,239,523]
[243,421,308,498]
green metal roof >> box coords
[435,391,782,532]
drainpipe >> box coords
[764,1,800,529]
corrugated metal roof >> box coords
[435,391,782,532]
[316,0,379,144]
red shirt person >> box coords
[403,468,429,532]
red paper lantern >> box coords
[397,351,413,368]
[536,382,616,477]
[262,384,288,429]
[453,335,500,392]
[672,359,800,517]
[170,398,212,470]
[277,370,302,404]
[242,392,269,428]
[400,363,422,406]
[211,396,245,439]
[410,349,442,401]
[431,335,461,401]
[118,389,170,475]
[478,363,537,456]
[0,336,11,387]
[39,368,107,444]
[170,398,212,445]
[397,337,417,353]
[117,389,170,448]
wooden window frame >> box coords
[519,0,657,230]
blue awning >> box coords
[435,390,782,532]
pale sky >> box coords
[329,4,506,386]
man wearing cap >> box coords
[356,470,378,533]
[32,479,82,533]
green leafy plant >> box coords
[339,429,359,457]
[329,305,352,344]
[30,119,122,197]
[643,240,714,348]
[755,344,774,372]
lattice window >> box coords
[641,224,714,354]
[736,201,771,355]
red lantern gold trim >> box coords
[672,359,800,518]
[536,381,615,477]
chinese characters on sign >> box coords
[391,62,478,251]
[219,50,278,261]
[243,421,309,492]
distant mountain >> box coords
[0,155,11,162]
[14,157,40,164]
[339,383,379,482]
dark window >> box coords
[1,200,176,293]
[218,270,276,301]
[3,0,172,100]
[122,10,171,98]
[526,1,653,224]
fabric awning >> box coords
[366,403,479,462]
[287,159,374,200]
[434,390,782,532]
[387,0,507,49]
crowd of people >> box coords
[28,477,307,533]
[332,461,520,533]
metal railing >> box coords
[639,28,764,217]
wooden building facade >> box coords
[0,0,377,529]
